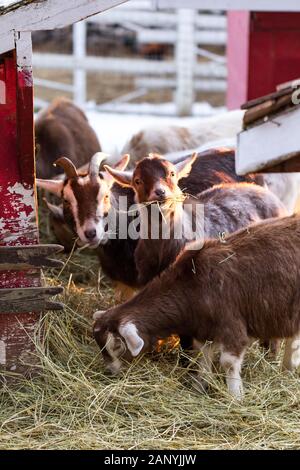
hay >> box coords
[1,207,300,449]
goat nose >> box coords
[155,188,166,197]
[84,229,97,240]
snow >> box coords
[86,102,227,160]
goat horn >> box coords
[89,152,110,178]
[54,157,78,179]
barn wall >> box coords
[0,46,40,375]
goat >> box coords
[122,110,244,167]
[93,212,300,400]
[38,148,261,299]
[36,153,138,300]
[35,98,101,179]
[164,140,300,216]
[106,148,263,204]
[104,153,284,287]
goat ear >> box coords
[36,179,64,197]
[43,198,64,220]
[115,154,130,172]
[93,310,106,321]
[176,152,198,180]
[119,322,144,357]
[148,152,162,159]
[103,156,133,188]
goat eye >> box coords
[135,179,142,186]
[64,199,70,205]
[170,172,175,177]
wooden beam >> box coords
[236,106,300,174]
[0,287,64,314]
[254,152,300,173]
[0,0,129,45]
[0,244,64,271]
[155,0,300,12]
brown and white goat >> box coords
[105,153,285,287]
[35,98,101,179]
[93,213,300,399]
[36,153,139,299]
[37,148,260,299]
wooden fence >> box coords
[33,0,227,115]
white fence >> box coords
[33,0,227,115]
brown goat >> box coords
[93,212,300,399]
[105,153,285,287]
[35,98,101,179]
[105,149,263,204]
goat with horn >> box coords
[37,152,138,301]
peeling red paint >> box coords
[0,49,40,374]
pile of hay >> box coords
[1,221,300,449]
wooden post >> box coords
[227,11,251,110]
[0,32,41,375]
[73,20,87,106]
[175,9,195,116]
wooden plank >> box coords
[0,244,64,271]
[137,29,227,46]
[0,40,40,374]
[227,11,250,110]
[243,95,294,127]
[0,0,129,46]
[243,99,275,127]
[33,53,226,77]
[92,10,226,29]
[241,87,294,110]
[236,106,300,174]
[155,0,300,12]
[255,152,300,173]
[0,287,64,314]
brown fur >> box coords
[133,156,181,203]
[94,213,300,383]
[132,156,285,287]
[35,98,101,179]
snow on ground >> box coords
[86,102,227,160]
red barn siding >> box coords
[227,12,300,109]
[0,49,40,374]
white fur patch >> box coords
[119,322,144,357]
[220,350,244,400]
[283,335,300,371]
[105,333,126,375]
[63,177,108,246]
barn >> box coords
[0,0,127,374]
[0,0,300,453]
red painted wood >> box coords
[227,11,251,110]
[227,12,300,109]
[0,48,40,375]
